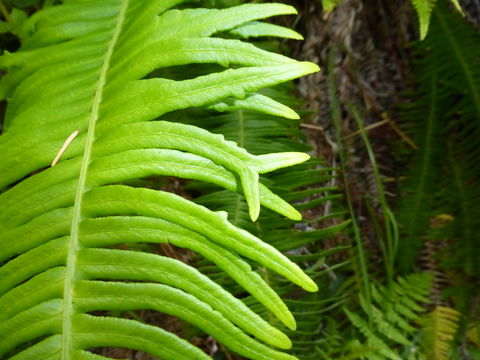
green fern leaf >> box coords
[411,0,437,39]
[346,274,432,359]
[321,0,342,12]
[0,1,320,359]
[344,308,402,360]
[420,306,460,359]
[230,21,304,40]
[410,0,465,40]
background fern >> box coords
[397,0,480,290]
[395,1,480,356]
[343,275,430,360]
[420,306,461,360]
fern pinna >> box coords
[0,1,320,359]
[183,84,350,359]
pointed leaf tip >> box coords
[274,331,293,349]
[276,3,298,15]
[249,205,260,222]
[305,62,320,73]
[288,208,302,221]
[303,278,319,292]
[253,152,310,173]
[285,109,300,120]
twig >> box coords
[344,115,418,150]
[343,119,389,139]
[300,123,325,132]
[387,117,418,149]
[51,130,79,166]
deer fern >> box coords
[0,1,320,359]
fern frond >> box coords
[346,274,432,359]
[179,74,351,360]
[430,4,480,276]
[420,306,460,359]
[410,0,464,39]
[178,68,352,359]
[344,307,402,360]
[396,73,447,272]
[397,1,480,273]
[0,1,320,359]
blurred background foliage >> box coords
[1,0,479,359]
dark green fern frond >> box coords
[394,3,480,345]
[395,73,448,272]
[396,1,480,273]
[391,10,480,354]
[286,282,351,359]
[429,3,480,308]
[436,2,480,276]
[427,2,480,121]
[446,147,480,277]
